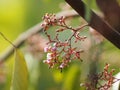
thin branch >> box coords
[0,10,78,63]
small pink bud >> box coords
[59,63,65,69]
[53,43,57,47]
[59,64,64,69]
[44,47,48,52]
[47,53,53,59]
[41,23,45,27]
[52,47,57,51]
[75,52,80,59]
[48,46,52,50]
[43,59,51,64]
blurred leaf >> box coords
[0,0,26,53]
[117,0,120,6]
[62,65,81,90]
[10,49,28,90]
[53,70,63,83]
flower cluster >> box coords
[43,43,83,69]
[82,63,120,90]
[41,13,88,70]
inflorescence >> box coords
[41,13,88,70]
[41,13,120,89]
[82,63,120,90]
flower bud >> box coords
[47,53,53,59]
[44,47,48,52]
[52,47,57,51]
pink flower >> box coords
[43,59,51,64]
[47,53,53,59]
[51,47,57,51]
[59,63,64,69]
[44,47,48,52]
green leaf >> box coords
[62,65,81,90]
[10,49,28,90]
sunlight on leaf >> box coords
[10,49,28,90]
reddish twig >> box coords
[41,13,88,70]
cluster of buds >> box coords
[41,13,88,70]
[82,64,120,90]
[43,43,83,70]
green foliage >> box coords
[10,49,28,90]
[62,65,81,90]
[117,0,120,5]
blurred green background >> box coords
[0,0,120,90]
